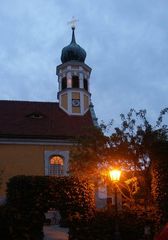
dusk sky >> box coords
[0,0,168,125]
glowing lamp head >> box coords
[109,169,121,182]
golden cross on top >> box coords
[68,16,78,29]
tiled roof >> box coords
[0,100,94,140]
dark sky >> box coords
[0,0,168,125]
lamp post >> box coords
[109,169,122,240]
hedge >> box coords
[69,210,155,240]
[0,175,95,240]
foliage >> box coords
[5,176,49,240]
[70,107,168,234]
[69,211,114,240]
[151,141,168,228]
[70,108,168,210]
[69,209,155,240]
[74,108,167,172]
[2,175,95,240]
[0,205,11,239]
[47,176,95,222]
[108,108,167,170]
[118,176,140,207]
[70,126,109,178]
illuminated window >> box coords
[67,78,72,88]
[49,156,64,176]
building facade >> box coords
[0,25,97,201]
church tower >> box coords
[56,24,92,116]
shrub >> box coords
[151,141,168,228]
[5,175,95,239]
[69,209,155,240]
[0,205,11,239]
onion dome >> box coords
[61,27,86,63]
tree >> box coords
[70,125,109,179]
[70,108,168,210]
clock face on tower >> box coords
[72,99,80,107]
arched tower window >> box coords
[84,79,88,91]
[72,75,79,88]
[62,77,67,90]
[49,155,64,176]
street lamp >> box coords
[109,169,122,240]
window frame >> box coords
[44,150,69,177]
[49,155,64,176]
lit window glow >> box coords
[50,156,63,165]
[67,78,72,88]
[49,156,64,176]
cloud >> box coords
[0,0,168,125]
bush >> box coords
[5,175,95,239]
[69,209,155,240]
[48,176,95,222]
[151,141,168,228]
[0,205,11,239]
[69,211,114,240]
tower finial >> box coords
[67,16,78,29]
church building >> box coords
[0,24,98,201]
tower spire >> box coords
[67,17,79,44]
[61,17,86,64]
[57,20,92,116]
[71,27,76,44]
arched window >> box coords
[72,75,79,88]
[84,79,88,91]
[62,77,67,90]
[49,155,64,176]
